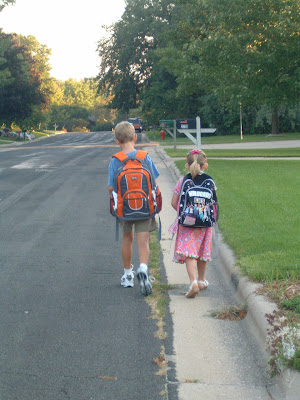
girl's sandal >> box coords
[185,280,200,298]
[198,279,209,291]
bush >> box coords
[72,126,89,133]
[94,121,114,131]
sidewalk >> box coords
[147,146,300,400]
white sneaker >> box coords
[121,266,135,288]
[136,264,155,296]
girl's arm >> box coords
[171,193,179,211]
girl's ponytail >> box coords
[189,160,201,179]
[186,150,207,179]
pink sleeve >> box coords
[173,177,184,195]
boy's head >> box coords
[114,121,136,144]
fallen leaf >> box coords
[98,376,117,381]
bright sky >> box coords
[0,0,125,81]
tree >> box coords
[162,0,300,134]
[97,0,173,113]
[0,30,12,88]
[0,0,15,12]
[46,78,110,131]
[0,32,47,127]
[19,35,55,129]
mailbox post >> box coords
[160,117,216,149]
[176,116,216,149]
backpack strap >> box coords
[135,150,147,161]
[112,150,148,163]
[112,151,128,162]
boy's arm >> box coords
[145,154,160,181]
[108,158,116,195]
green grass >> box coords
[176,159,300,282]
[0,139,13,144]
[281,296,300,313]
[0,130,63,145]
[165,148,300,158]
[148,233,175,318]
[146,131,300,145]
[0,137,15,143]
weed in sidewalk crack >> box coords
[183,378,201,383]
[209,303,247,321]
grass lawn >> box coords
[165,148,300,158]
[0,137,15,144]
[146,131,300,145]
[0,139,14,145]
[175,159,300,283]
[0,130,63,145]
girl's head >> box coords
[186,149,208,179]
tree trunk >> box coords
[271,108,279,135]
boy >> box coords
[108,121,160,295]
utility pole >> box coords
[240,103,243,140]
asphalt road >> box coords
[0,133,171,400]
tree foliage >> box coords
[158,0,300,132]
[97,0,173,113]
[46,78,112,131]
[181,0,298,104]
[0,31,47,127]
[0,0,15,13]
[97,0,299,133]
[18,35,56,128]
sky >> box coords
[0,0,125,81]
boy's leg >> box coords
[120,230,135,288]
[136,219,155,296]
[121,231,134,269]
[136,231,150,265]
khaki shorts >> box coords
[121,218,157,233]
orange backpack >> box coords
[110,150,162,239]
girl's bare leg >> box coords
[197,259,208,290]
[185,257,199,298]
[185,257,197,284]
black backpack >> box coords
[178,174,218,228]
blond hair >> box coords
[114,121,136,143]
[186,150,207,179]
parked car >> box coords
[128,118,143,133]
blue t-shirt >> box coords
[108,150,160,187]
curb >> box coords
[154,145,300,400]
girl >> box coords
[170,149,218,298]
